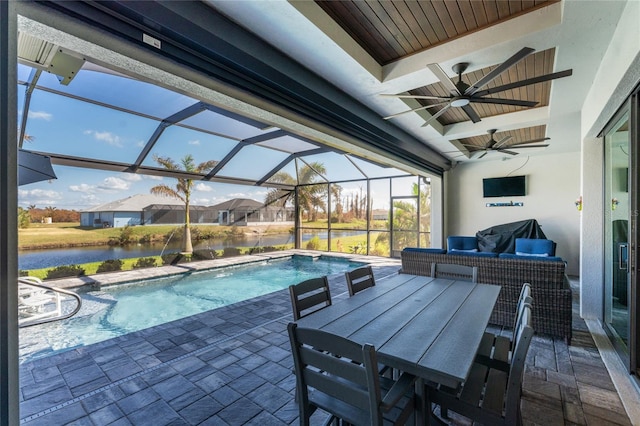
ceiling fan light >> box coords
[451,98,470,107]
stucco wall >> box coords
[580,0,640,319]
[445,152,581,275]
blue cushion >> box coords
[402,247,446,254]
[515,238,555,256]
[499,253,563,262]
[448,251,498,258]
[447,236,478,251]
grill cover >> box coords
[476,219,547,253]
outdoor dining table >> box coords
[295,272,501,422]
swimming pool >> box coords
[19,255,364,363]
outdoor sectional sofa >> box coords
[400,248,572,342]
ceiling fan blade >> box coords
[383,101,450,120]
[421,103,452,127]
[473,69,573,97]
[427,63,461,96]
[509,137,550,146]
[469,97,538,107]
[464,47,535,95]
[379,93,449,100]
[507,144,550,149]
[461,104,481,123]
[497,149,520,155]
[493,136,513,149]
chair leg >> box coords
[440,406,449,419]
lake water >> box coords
[18,230,366,270]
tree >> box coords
[264,162,335,223]
[44,206,57,222]
[150,154,217,254]
[18,207,30,229]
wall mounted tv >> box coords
[483,175,526,198]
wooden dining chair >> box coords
[289,276,332,320]
[288,322,417,426]
[345,265,376,296]
[427,305,534,426]
[430,263,478,283]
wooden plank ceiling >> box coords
[316,0,558,64]
[315,0,560,144]
[457,125,548,151]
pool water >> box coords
[19,256,364,363]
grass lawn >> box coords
[18,222,294,250]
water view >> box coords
[18,230,366,270]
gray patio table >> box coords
[295,273,501,422]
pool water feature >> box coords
[19,255,364,363]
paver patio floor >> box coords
[18,252,634,425]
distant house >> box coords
[210,198,294,226]
[80,194,210,228]
[81,195,293,228]
[371,209,389,221]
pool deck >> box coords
[18,251,637,425]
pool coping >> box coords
[39,249,398,291]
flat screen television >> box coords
[483,175,526,197]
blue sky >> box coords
[17,63,409,211]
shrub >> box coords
[222,247,242,257]
[138,234,152,244]
[45,265,85,280]
[109,225,134,246]
[96,259,123,273]
[161,250,213,265]
[161,252,183,265]
[248,245,281,254]
[133,257,157,269]
[306,236,320,250]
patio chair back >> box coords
[287,322,415,426]
[289,276,331,320]
[511,283,532,344]
[505,305,534,424]
[345,266,376,296]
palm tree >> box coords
[150,154,217,254]
[264,162,331,223]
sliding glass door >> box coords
[604,111,631,353]
[603,88,639,376]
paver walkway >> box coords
[18,253,634,425]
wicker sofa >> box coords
[400,249,572,342]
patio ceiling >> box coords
[208,0,622,162]
[15,0,625,178]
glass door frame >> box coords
[602,85,640,375]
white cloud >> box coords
[193,197,212,205]
[195,183,213,192]
[228,192,249,198]
[18,188,61,199]
[98,177,130,191]
[122,174,142,182]
[28,111,53,121]
[188,139,201,145]
[144,175,163,181]
[84,130,123,147]
[18,188,62,206]
[69,183,96,193]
